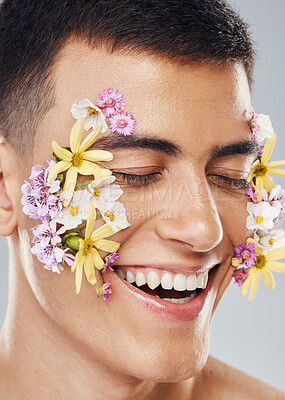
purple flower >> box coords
[96,281,112,303]
[233,266,249,286]
[96,88,125,117]
[247,110,259,140]
[246,185,258,203]
[109,111,136,136]
[21,161,62,221]
[102,250,120,273]
[234,242,257,267]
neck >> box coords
[0,232,196,400]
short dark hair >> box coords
[0,0,254,152]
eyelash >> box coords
[113,171,248,190]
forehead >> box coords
[36,40,252,160]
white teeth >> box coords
[126,270,135,283]
[147,271,160,289]
[196,273,204,289]
[161,272,173,289]
[202,272,208,289]
[136,271,147,287]
[173,273,187,291]
[116,268,126,280]
[161,292,197,304]
[187,274,197,291]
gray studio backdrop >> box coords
[0,0,285,393]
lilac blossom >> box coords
[96,281,112,303]
[246,185,258,203]
[233,266,249,286]
[102,250,120,273]
[234,242,257,267]
[261,186,285,228]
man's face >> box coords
[17,41,254,381]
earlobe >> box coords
[0,137,19,236]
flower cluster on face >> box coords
[21,89,133,302]
[232,111,285,302]
[71,88,136,136]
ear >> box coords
[0,138,21,236]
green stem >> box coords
[61,222,86,244]
[75,180,93,188]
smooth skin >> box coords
[0,40,284,399]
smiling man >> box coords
[0,1,284,399]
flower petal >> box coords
[51,141,72,161]
[75,256,84,294]
[268,168,285,178]
[70,117,85,153]
[91,223,115,241]
[63,167,78,206]
[84,253,97,285]
[77,160,112,179]
[241,273,252,296]
[266,246,285,260]
[248,268,260,303]
[83,150,113,162]
[268,261,285,273]
[79,125,102,153]
[71,251,81,273]
[94,239,120,253]
[261,268,275,290]
[254,176,264,201]
[91,248,105,270]
[85,203,96,239]
[262,132,276,165]
[267,160,285,169]
[47,160,70,183]
[262,174,275,193]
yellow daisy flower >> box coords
[241,240,285,302]
[248,132,285,200]
[47,117,113,206]
[71,203,121,294]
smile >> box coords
[111,264,218,321]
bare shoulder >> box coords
[197,356,285,400]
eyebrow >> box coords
[94,135,182,156]
[210,140,259,159]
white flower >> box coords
[254,229,285,254]
[256,113,274,142]
[101,201,130,233]
[88,176,123,211]
[246,202,280,231]
[70,99,108,132]
[54,189,91,230]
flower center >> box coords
[82,238,93,256]
[253,163,268,177]
[118,119,127,128]
[255,216,264,224]
[104,212,115,221]
[107,98,115,106]
[69,206,78,216]
[72,153,84,167]
[241,250,250,259]
[255,255,266,269]
[88,107,97,116]
[268,238,274,246]
[93,188,100,197]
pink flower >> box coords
[233,267,249,286]
[234,242,257,267]
[102,250,120,273]
[96,281,112,303]
[246,185,258,203]
[262,185,285,228]
[109,111,136,136]
[97,88,125,117]
[258,145,264,156]
[247,110,259,140]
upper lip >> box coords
[113,263,218,275]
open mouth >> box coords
[113,266,212,304]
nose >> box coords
[155,175,223,252]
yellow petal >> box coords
[261,132,276,164]
[241,273,252,296]
[83,150,113,162]
[91,223,115,241]
[267,261,285,273]
[51,141,72,161]
[71,251,81,273]
[75,256,84,294]
[84,253,97,285]
[91,248,105,270]
[268,168,285,178]
[261,268,275,290]
[254,176,264,201]
[47,160,71,183]
[63,167,78,206]
[79,125,102,153]
[266,246,285,260]
[77,160,112,179]
[262,174,275,193]
[94,239,121,253]
[248,268,260,303]
[85,203,96,239]
[70,117,85,153]
[267,160,285,169]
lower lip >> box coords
[112,267,216,321]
